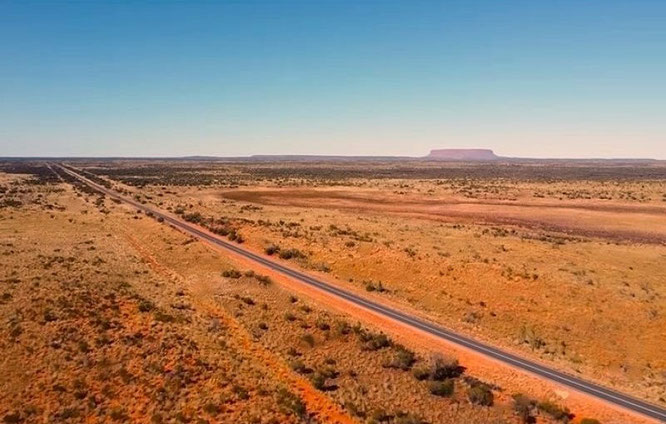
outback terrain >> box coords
[1,159,665,423]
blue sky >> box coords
[1,1,664,158]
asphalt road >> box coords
[56,164,666,422]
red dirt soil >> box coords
[149,215,655,424]
[123,232,357,424]
[220,188,666,244]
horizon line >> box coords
[0,154,663,162]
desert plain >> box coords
[1,158,664,424]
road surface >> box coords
[56,163,666,422]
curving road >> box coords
[56,163,666,422]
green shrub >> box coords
[211,226,230,236]
[431,355,463,380]
[358,330,391,351]
[467,384,494,406]
[78,340,90,353]
[383,345,416,370]
[429,379,454,397]
[255,274,272,286]
[232,384,249,400]
[301,333,315,347]
[537,401,571,421]
[317,366,338,379]
[289,359,307,374]
[512,394,536,423]
[412,366,430,381]
[138,299,155,312]
[315,320,330,331]
[222,269,242,279]
[279,248,305,260]
[43,309,57,322]
[182,212,203,223]
[365,281,387,293]
[276,388,306,417]
[203,402,220,415]
[310,372,326,390]
[343,401,365,418]
[153,310,175,323]
[335,320,351,335]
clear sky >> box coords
[1,1,664,158]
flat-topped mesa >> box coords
[427,149,499,161]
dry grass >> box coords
[0,175,315,423]
[73,159,666,407]
[3,159,661,423]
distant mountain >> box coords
[18,149,657,162]
[426,149,499,161]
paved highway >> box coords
[56,164,666,422]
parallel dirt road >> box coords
[57,164,666,422]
